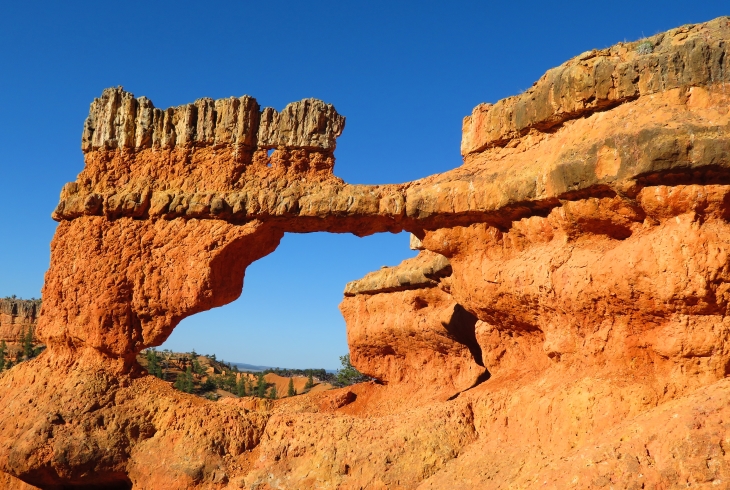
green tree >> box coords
[0,340,6,371]
[202,376,216,392]
[23,326,39,360]
[173,372,184,391]
[18,327,25,357]
[146,349,163,379]
[287,377,296,397]
[159,350,170,380]
[268,384,278,400]
[304,372,314,391]
[255,372,267,398]
[336,354,367,386]
[192,357,206,376]
[174,366,194,393]
[236,375,247,397]
[225,372,237,392]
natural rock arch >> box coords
[3,17,730,488]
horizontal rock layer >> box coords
[343,250,451,296]
[341,251,485,400]
[81,87,344,152]
[55,87,730,238]
[0,298,41,322]
[462,16,730,154]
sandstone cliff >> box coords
[0,298,40,341]
[3,16,730,489]
[0,298,41,361]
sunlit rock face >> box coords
[341,250,488,402]
[4,17,730,490]
[0,298,41,364]
[0,298,40,343]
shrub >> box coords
[145,349,164,379]
[636,40,654,55]
[174,366,194,393]
[236,376,247,397]
[335,354,368,386]
[21,326,38,360]
[202,376,216,392]
[192,357,206,376]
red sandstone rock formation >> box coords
[0,298,41,343]
[0,298,42,361]
[3,16,730,489]
[340,250,488,401]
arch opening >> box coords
[161,231,417,371]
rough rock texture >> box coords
[343,250,452,296]
[3,16,730,489]
[0,298,41,345]
[39,218,281,358]
[81,89,344,152]
[341,251,486,400]
[0,348,268,489]
[0,473,38,489]
[461,18,730,154]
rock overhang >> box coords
[52,17,730,239]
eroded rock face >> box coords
[461,17,730,154]
[3,16,730,489]
[40,219,282,358]
[81,89,344,152]
[0,298,41,345]
[341,251,486,400]
[424,186,730,390]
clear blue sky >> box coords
[1,1,727,369]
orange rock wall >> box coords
[38,218,282,358]
[340,251,487,401]
[0,299,40,344]
[423,185,730,395]
[2,16,730,490]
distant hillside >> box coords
[138,349,336,401]
[231,362,338,374]
[230,362,272,372]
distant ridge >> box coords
[230,362,337,374]
[230,362,271,372]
